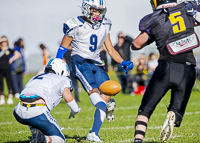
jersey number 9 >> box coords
[89,35,98,52]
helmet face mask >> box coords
[45,58,70,77]
[150,0,177,11]
[82,0,107,24]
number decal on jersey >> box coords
[169,11,186,34]
[89,35,98,52]
[33,73,47,80]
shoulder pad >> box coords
[139,13,155,33]
[63,17,84,34]
[64,17,83,29]
[102,17,112,25]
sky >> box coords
[1,0,200,72]
[0,0,152,54]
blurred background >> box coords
[1,0,200,73]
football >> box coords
[99,80,121,96]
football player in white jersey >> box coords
[13,58,81,143]
[56,0,134,142]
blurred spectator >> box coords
[145,52,158,87]
[100,44,108,72]
[17,38,26,72]
[0,36,14,105]
[63,46,80,102]
[195,52,200,78]
[10,40,26,98]
[37,43,50,75]
[127,54,148,95]
[111,32,133,94]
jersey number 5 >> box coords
[89,35,98,52]
[169,11,186,34]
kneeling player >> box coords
[13,58,81,143]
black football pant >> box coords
[138,60,196,118]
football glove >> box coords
[68,108,81,119]
[185,2,197,16]
[121,61,134,75]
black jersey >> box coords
[0,48,14,70]
[139,2,198,66]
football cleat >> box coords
[160,111,176,142]
[30,128,46,143]
[106,98,116,122]
[86,132,103,142]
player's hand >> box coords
[121,61,134,75]
[185,2,197,16]
[68,108,81,119]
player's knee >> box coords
[50,136,65,143]
[137,110,152,120]
[89,88,100,95]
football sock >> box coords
[89,92,106,111]
[89,92,106,134]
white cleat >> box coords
[160,111,175,142]
[7,98,14,105]
[86,132,103,142]
[106,98,116,122]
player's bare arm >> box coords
[62,87,74,103]
[104,33,123,64]
[61,36,73,49]
[56,36,73,59]
[131,32,149,50]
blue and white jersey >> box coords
[63,16,112,64]
[21,73,73,111]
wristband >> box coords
[56,45,68,59]
[131,43,139,51]
[66,99,79,113]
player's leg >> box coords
[13,103,65,143]
[134,60,170,143]
[160,63,196,142]
[72,62,106,141]
[94,66,116,122]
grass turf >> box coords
[0,73,200,143]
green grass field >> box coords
[0,73,200,143]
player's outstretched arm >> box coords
[104,33,134,74]
[62,87,81,119]
[56,36,73,59]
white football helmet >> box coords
[81,0,107,24]
[44,58,70,77]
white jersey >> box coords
[63,16,112,64]
[21,73,73,111]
